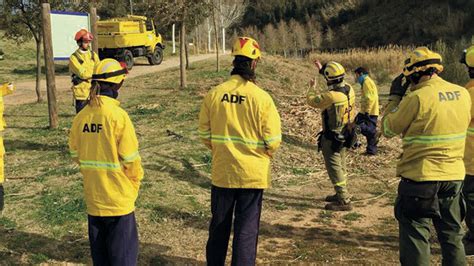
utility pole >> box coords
[41,1,58,129]
[90,0,99,54]
[130,0,133,15]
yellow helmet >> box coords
[323,61,345,80]
[92,59,128,84]
[231,37,261,60]
[461,45,474,67]
[403,47,443,76]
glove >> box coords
[389,74,410,97]
[0,185,4,212]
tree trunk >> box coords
[179,22,187,88]
[212,5,219,72]
[41,2,58,129]
[185,41,190,70]
[207,18,212,53]
[222,27,225,54]
[35,36,43,103]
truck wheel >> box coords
[122,49,134,70]
[148,46,163,65]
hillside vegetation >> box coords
[239,0,474,48]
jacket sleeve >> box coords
[262,97,282,156]
[198,94,212,149]
[382,93,419,138]
[118,114,144,187]
[68,118,79,164]
[360,83,372,114]
[69,53,94,80]
[307,88,333,110]
[0,83,15,97]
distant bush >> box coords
[309,40,474,86]
[309,45,409,84]
[433,39,471,85]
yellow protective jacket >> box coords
[198,75,282,189]
[0,83,14,184]
[307,82,357,132]
[69,96,144,217]
[465,80,474,175]
[0,83,15,131]
[359,76,379,116]
[69,49,100,100]
[382,76,471,181]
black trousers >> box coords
[88,212,138,266]
[75,100,87,114]
[206,186,263,266]
[355,113,378,154]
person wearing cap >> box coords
[382,47,471,265]
[199,37,281,265]
[69,29,100,113]
[69,59,143,265]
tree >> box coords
[215,0,246,53]
[306,15,322,51]
[152,0,211,88]
[1,1,86,103]
[276,20,289,57]
[262,24,278,54]
[2,0,44,102]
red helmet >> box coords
[74,29,93,42]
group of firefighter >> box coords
[1,28,474,265]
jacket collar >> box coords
[94,95,120,107]
[357,74,368,85]
[410,75,441,92]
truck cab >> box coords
[97,15,165,70]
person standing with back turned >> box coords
[69,59,143,265]
[199,37,281,266]
[382,47,471,266]
[459,45,474,255]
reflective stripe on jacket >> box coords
[360,76,380,116]
[69,96,144,216]
[465,80,474,175]
[382,76,471,181]
[69,49,99,100]
[198,75,282,189]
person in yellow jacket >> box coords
[354,67,380,155]
[0,82,14,214]
[307,60,356,211]
[382,47,471,265]
[69,59,143,265]
[199,37,281,265]
[460,45,474,255]
[69,29,99,113]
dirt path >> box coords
[6,53,216,106]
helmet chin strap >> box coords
[77,40,88,51]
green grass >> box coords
[342,212,365,221]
